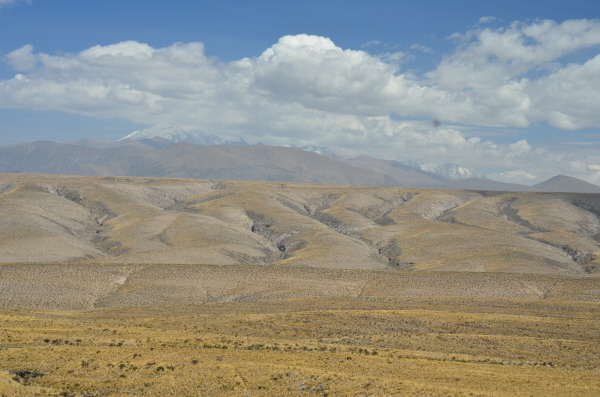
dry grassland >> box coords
[1,294,599,396]
[0,265,599,396]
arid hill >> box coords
[1,173,598,274]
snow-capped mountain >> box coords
[118,122,247,146]
[423,163,480,180]
[287,144,337,157]
[399,160,422,170]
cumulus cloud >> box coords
[1,19,600,184]
[427,19,600,128]
[434,19,600,89]
[6,44,38,71]
[488,170,537,184]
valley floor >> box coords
[0,266,599,396]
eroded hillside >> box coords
[1,173,599,274]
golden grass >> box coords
[1,296,599,396]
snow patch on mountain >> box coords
[400,160,422,170]
[118,122,247,146]
[422,163,480,180]
[287,144,337,157]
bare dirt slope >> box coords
[1,173,599,274]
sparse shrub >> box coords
[12,370,46,380]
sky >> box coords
[1,0,600,184]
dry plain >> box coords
[0,173,599,396]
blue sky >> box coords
[1,0,600,183]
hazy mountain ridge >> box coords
[60,122,596,192]
[343,155,449,188]
[2,121,599,192]
[529,175,600,193]
[0,141,403,188]
[1,140,600,192]
[0,141,146,175]
[439,178,529,192]
[287,144,338,157]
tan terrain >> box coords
[0,173,599,396]
[0,173,599,273]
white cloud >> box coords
[527,54,600,129]
[488,170,537,184]
[6,44,37,71]
[410,44,434,54]
[361,40,382,47]
[478,16,497,24]
[1,20,600,184]
[507,140,531,157]
[379,51,410,62]
[431,19,600,90]
[0,0,30,7]
[247,35,404,116]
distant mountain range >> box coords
[119,123,486,180]
[342,155,447,188]
[117,122,248,146]
[119,122,248,147]
[286,144,337,157]
[0,141,402,188]
[1,122,599,193]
